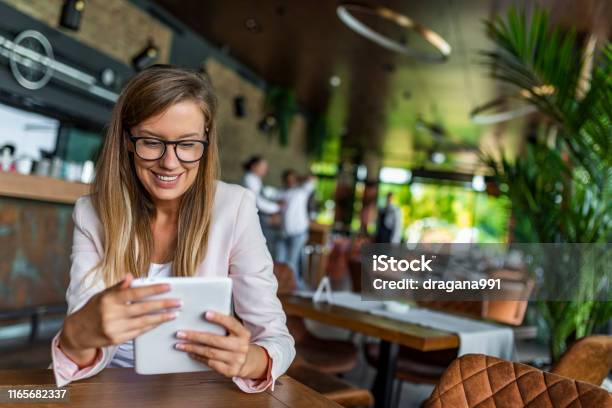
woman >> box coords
[52,65,295,393]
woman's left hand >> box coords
[174,311,268,379]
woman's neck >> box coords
[153,199,180,222]
[151,202,179,264]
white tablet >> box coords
[131,276,232,375]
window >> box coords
[0,103,59,160]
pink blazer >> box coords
[51,181,295,392]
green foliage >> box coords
[483,7,611,187]
[307,112,328,159]
[473,194,511,243]
[483,7,611,361]
[264,86,298,146]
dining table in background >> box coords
[0,368,342,408]
[280,294,460,408]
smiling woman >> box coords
[51,65,295,393]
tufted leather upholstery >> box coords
[424,354,612,408]
[552,335,612,386]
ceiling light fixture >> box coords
[471,175,486,192]
[471,84,555,125]
[336,3,451,62]
[469,96,537,125]
[234,96,246,118]
[59,0,85,31]
[132,40,159,71]
[244,18,262,34]
[430,151,446,164]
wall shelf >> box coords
[0,172,89,204]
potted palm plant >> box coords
[482,7,611,361]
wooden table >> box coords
[280,295,460,408]
[0,368,342,408]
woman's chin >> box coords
[146,184,185,202]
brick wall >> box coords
[206,58,309,185]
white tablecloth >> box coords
[299,291,516,360]
[371,308,516,360]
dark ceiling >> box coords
[153,0,611,171]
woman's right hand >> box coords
[58,273,181,367]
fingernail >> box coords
[173,300,183,308]
[176,331,186,339]
[205,311,215,319]
[174,343,185,350]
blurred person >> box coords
[275,170,315,289]
[375,192,403,244]
[241,155,282,257]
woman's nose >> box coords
[160,144,181,169]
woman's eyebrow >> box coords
[140,129,204,139]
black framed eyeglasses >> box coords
[128,131,209,163]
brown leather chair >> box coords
[483,269,535,326]
[552,335,612,386]
[424,354,612,407]
[273,263,359,374]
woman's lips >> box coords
[151,171,183,189]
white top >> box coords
[241,172,280,215]
[110,262,172,368]
[278,179,315,236]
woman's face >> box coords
[253,160,268,177]
[130,100,206,207]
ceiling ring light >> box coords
[336,3,451,62]
[471,85,555,125]
[469,96,537,125]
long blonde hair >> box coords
[91,65,219,286]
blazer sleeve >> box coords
[228,189,296,392]
[51,196,119,387]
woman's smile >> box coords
[151,170,184,189]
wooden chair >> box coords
[273,263,359,374]
[274,263,373,407]
[424,354,612,407]
[287,356,374,408]
[551,335,612,386]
